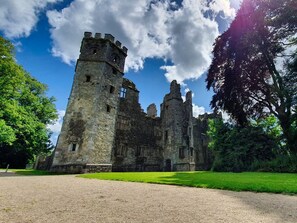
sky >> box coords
[0,0,242,144]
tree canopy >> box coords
[0,37,57,168]
[206,0,297,152]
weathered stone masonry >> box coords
[50,32,215,173]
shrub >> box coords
[208,119,278,172]
[251,154,297,173]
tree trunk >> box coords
[278,114,297,154]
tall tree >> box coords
[206,0,297,152]
[0,37,57,168]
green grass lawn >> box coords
[13,169,57,175]
[0,168,57,175]
[80,171,297,194]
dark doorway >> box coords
[165,159,171,171]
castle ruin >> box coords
[50,32,215,173]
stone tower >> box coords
[161,81,183,171]
[51,32,127,173]
[160,80,195,171]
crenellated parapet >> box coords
[83,32,128,54]
[78,32,128,73]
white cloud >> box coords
[47,0,236,83]
[182,87,195,101]
[220,110,232,123]
[182,88,207,116]
[47,109,65,134]
[184,88,194,97]
[0,0,62,38]
[209,0,236,17]
[47,109,65,145]
[229,0,243,10]
[193,104,207,117]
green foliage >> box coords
[252,116,282,138]
[207,119,277,172]
[80,171,297,194]
[0,36,57,168]
[0,120,16,144]
[206,0,297,152]
[251,154,297,173]
[251,116,285,151]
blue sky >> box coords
[0,0,241,143]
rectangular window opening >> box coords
[117,116,130,130]
[110,85,115,94]
[179,147,185,159]
[86,75,91,82]
[106,105,111,113]
[117,144,127,157]
[116,145,126,157]
[71,143,77,152]
[119,87,127,98]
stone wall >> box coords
[50,164,112,173]
[192,113,218,170]
[112,78,163,171]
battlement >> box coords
[186,90,192,102]
[84,32,128,54]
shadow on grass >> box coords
[152,171,297,194]
[155,172,231,189]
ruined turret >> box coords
[147,103,157,118]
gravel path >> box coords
[0,174,296,223]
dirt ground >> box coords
[0,173,296,223]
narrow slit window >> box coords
[71,144,77,152]
[136,146,142,157]
[106,105,111,113]
[110,85,115,94]
[86,75,91,82]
